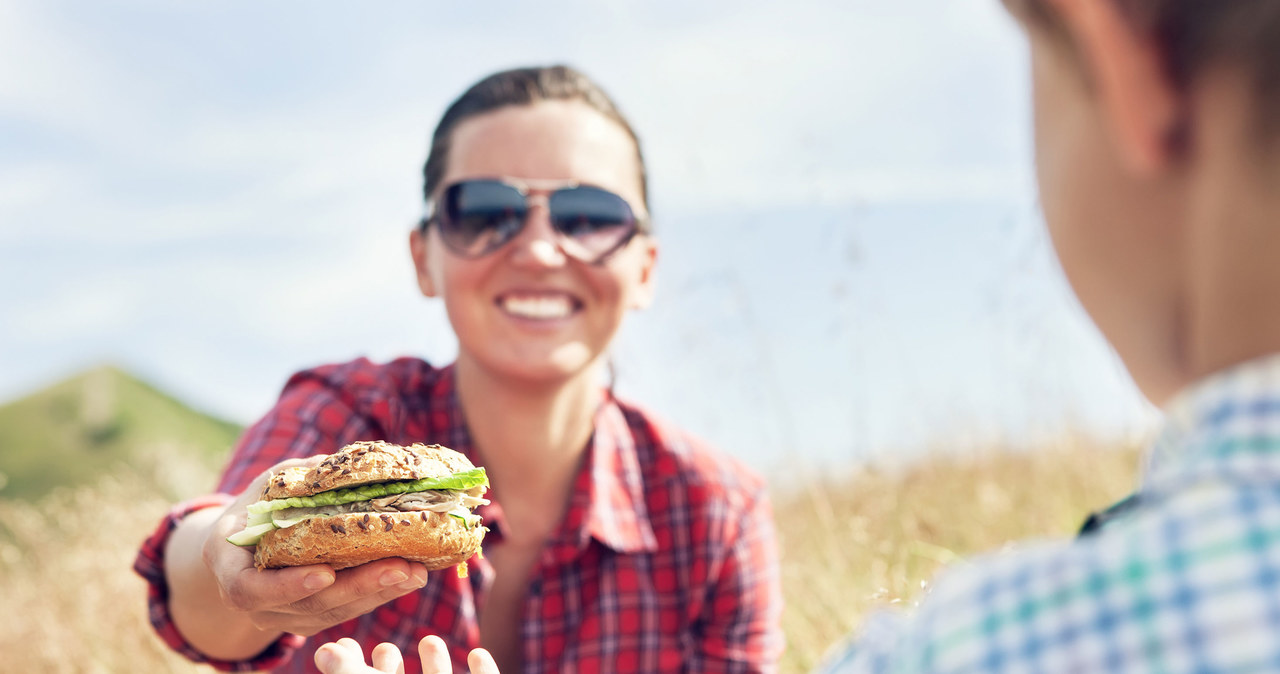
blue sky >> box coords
[0,0,1158,473]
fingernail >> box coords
[304,573,332,590]
[381,570,408,586]
[399,574,427,591]
[315,649,333,670]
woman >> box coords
[135,65,783,674]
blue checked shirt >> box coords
[817,354,1280,673]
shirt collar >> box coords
[1145,352,1280,485]
[432,367,658,557]
[550,396,659,559]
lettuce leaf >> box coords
[246,467,488,515]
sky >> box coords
[0,0,1160,474]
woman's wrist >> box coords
[164,504,286,662]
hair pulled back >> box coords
[422,65,650,218]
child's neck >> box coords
[1184,132,1280,387]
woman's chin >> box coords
[465,345,605,386]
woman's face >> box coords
[411,100,657,385]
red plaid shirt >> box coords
[134,358,783,673]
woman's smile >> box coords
[495,291,582,321]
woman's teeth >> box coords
[501,296,573,319]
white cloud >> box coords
[613,0,1034,210]
[0,162,66,221]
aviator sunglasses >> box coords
[421,178,646,263]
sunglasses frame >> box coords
[420,178,647,264]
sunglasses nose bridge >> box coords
[524,191,551,209]
[505,195,571,266]
[516,193,557,239]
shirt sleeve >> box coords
[132,496,309,672]
[688,483,786,674]
[132,366,378,670]
[809,609,917,674]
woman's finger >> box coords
[285,560,426,616]
[418,635,454,674]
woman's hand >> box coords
[314,635,499,674]
[201,459,433,637]
[165,457,432,661]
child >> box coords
[818,0,1280,670]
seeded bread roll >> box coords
[254,509,486,570]
[245,441,487,571]
[260,441,477,500]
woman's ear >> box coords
[1047,0,1183,174]
[628,236,659,310]
[410,228,439,298]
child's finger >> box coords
[371,642,405,674]
[468,648,501,674]
[418,635,453,674]
[314,638,370,674]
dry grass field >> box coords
[0,439,1141,674]
[775,439,1141,672]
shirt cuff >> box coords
[133,495,307,672]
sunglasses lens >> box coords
[439,180,528,256]
[548,186,638,259]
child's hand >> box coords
[314,635,499,674]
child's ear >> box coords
[628,236,659,310]
[1048,0,1183,174]
[410,228,439,298]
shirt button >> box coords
[529,579,542,596]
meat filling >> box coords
[271,489,489,524]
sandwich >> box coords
[227,441,489,570]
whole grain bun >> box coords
[251,442,486,570]
[254,509,485,570]
[261,441,477,500]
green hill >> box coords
[0,365,243,502]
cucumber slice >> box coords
[271,511,312,528]
[246,510,273,527]
[226,521,277,547]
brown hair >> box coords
[1007,0,1280,131]
[421,65,650,224]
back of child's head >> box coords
[1007,0,1280,137]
